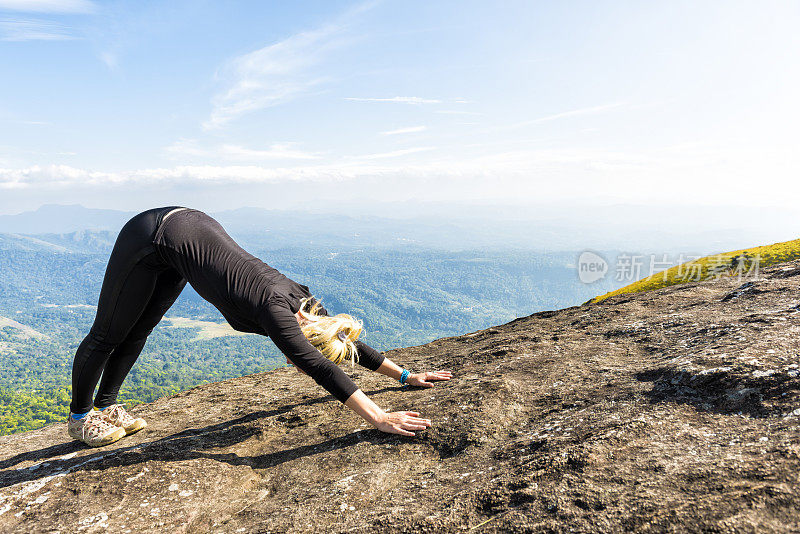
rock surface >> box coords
[1,262,800,533]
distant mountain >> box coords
[0,233,69,253]
[0,204,568,251]
[0,204,134,234]
[2,203,799,254]
[213,206,541,250]
[0,230,116,254]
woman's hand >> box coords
[376,411,432,437]
[406,370,453,388]
[344,391,431,437]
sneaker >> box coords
[67,411,126,447]
[98,404,147,435]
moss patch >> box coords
[590,237,800,303]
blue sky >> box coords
[0,0,799,214]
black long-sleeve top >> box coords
[152,208,385,403]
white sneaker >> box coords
[98,404,147,435]
[67,411,126,447]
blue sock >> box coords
[71,411,91,420]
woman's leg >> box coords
[69,254,169,414]
[93,268,186,409]
[69,209,168,415]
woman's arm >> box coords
[261,297,433,434]
[374,356,453,387]
[262,298,359,403]
[344,389,431,436]
[352,340,385,370]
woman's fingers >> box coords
[404,371,451,388]
[406,415,430,423]
[405,421,430,428]
[403,424,427,431]
[425,370,452,381]
[381,411,432,436]
[380,411,434,436]
[399,419,428,429]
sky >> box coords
[0,0,799,215]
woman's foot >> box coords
[97,404,147,435]
[67,411,126,447]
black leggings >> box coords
[70,207,187,413]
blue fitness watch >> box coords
[399,369,410,386]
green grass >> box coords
[589,237,800,304]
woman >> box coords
[68,207,452,447]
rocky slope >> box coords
[1,261,800,533]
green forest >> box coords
[0,236,624,434]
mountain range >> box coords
[3,203,800,253]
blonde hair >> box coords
[297,297,363,367]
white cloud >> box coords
[203,2,377,130]
[0,19,76,41]
[3,144,798,207]
[164,138,206,157]
[520,103,625,126]
[381,126,427,136]
[99,51,117,69]
[356,147,435,159]
[0,0,95,13]
[165,139,321,161]
[435,110,482,116]
[220,143,321,161]
[13,119,51,125]
[0,163,389,189]
[204,26,341,130]
[0,149,631,189]
[345,96,442,104]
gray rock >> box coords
[1,259,800,532]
